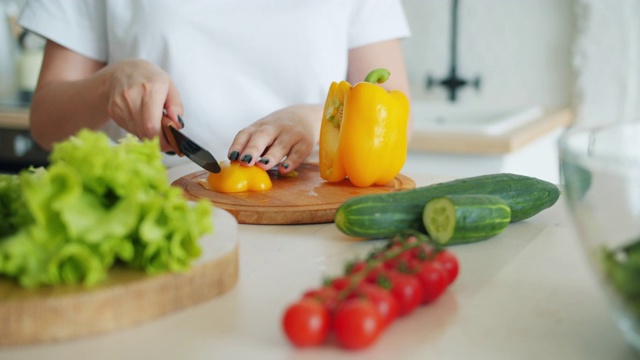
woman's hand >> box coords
[30,42,184,151]
[227,104,322,174]
[105,59,184,152]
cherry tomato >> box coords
[365,267,382,283]
[345,260,367,275]
[303,286,338,311]
[330,276,352,291]
[352,282,399,328]
[383,246,414,271]
[410,243,436,262]
[414,261,448,304]
[435,250,459,285]
[370,269,423,316]
[282,298,330,347]
[390,234,418,247]
[333,298,383,350]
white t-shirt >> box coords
[18,0,410,165]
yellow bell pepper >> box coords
[319,80,351,182]
[319,68,409,187]
[205,161,272,193]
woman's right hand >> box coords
[31,41,185,151]
[105,59,184,152]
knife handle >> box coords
[161,116,184,156]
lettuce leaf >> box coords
[0,129,212,288]
[0,173,34,238]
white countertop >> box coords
[1,163,636,360]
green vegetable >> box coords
[560,161,592,201]
[422,194,511,245]
[334,173,560,239]
[0,173,34,238]
[0,130,213,288]
[601,238,640,326]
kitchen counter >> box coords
[0,163,637,360]
[408,108,574,155]
[403,108,574,184]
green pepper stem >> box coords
[364,68,391,84]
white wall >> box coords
[401,0,575,112]
[574,0,640,126]
[0,0,23,99]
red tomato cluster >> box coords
[282,233,460,350]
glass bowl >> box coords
[559,122,640,354]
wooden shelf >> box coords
[408,107,574,155]
[0,108,30,130]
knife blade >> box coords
[161,116,221,173]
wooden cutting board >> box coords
[172,163,416,224]
[0,208,238,346]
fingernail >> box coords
[281,163,289,169]
[177,115,185,127]
[258,157,270,165]
[241,154,252,163]
[165,151,176,156]
[229,151,239,161]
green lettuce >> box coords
[0,130,212,288]
[0,173,34,238]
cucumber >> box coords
[334,173,560,239]
[423,194,511,245]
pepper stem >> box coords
[364,68,391,84]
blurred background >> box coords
[400,0,639,182]
[403,0,573,113]
[402,0,640,126]
[1,0,638,179]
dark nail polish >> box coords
[165,151,176,156]
[241,154,253,163]
[259,157,270,165]
[281,163,289,169]
[177,115,185,127]
[229,151,239,161]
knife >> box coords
[161,116,221,173]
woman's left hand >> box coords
[228,104,322,174]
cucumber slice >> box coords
[423,194,511,245]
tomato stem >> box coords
[335,231,441,301]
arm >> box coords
[227,39,411,174]
[347,38,413,139]
[30,41,109,149]
[30,41,183,151]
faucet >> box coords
[426,0,481,102]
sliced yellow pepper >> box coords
[319,68,409,187]
[204,161,272,193]
[319,80,351,182]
